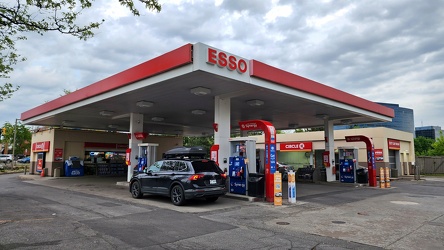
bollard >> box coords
[288,170,296,204]
[379,167,385,189]
[385,167,391,188]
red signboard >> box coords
[37,159,43,171]
[279,142,312,152]
[388,139,400,150]
[32,141,50,152]
[134,132,148,140]
[54,148,64,162]
[374,149,383,162]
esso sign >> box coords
[207,48,248,74]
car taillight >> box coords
[221,173,227,179]
[188,174,204,181]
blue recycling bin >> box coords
[64,159,84,177]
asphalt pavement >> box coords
[16,173,444,249]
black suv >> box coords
[129,147,227,206]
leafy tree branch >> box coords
[0,0,161,102]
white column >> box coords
[214,96,231,171]
[324,119,336,182]
[128,113,144,182]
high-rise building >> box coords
[415,126,443,140]
[335,103,414,133]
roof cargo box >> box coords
[163,146,207,159]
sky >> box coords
[1,0,443,129]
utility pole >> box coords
[12,119,19,170]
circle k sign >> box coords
[279,142,312,152]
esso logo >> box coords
[207,48,248,74]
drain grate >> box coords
[276,222,290,225]
[331,220,346,224]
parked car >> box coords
[18,156,30,163]
[0,154,13,163]
[129,147,227,206]
[15,154,26,160]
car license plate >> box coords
[210,179,216,184]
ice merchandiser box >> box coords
[64,156,85,177]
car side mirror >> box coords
[224,168,227,173]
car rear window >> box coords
[191,160,221,173]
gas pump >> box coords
[136,143,159,173]
[338,147,358,183]
[228,137,257,195]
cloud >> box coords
[1,0,443,130]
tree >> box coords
[0,0,161,101]
[414,136,435,156]
[429,132,444,156]
[1,121,32,155]
[183,136,214,155]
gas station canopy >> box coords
[21,43,394,135]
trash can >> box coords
[356,168,368,183]
[248,173,264,197]
[54,167,61,177]
[391,168,399,178]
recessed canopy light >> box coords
[315,114,329,120]
[190,87,211,96]
[100,110,115,116]
[191,109,206,115]
[62,120,74,126]
[151,117,164,122]
[340,119,352,124]
[136,101,154,108]
[246,99,265,107]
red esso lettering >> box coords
[207,48,247,74]
[218,52,227,67]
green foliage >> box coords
[0,0,161,101]
[0,83,19,102]
[294,127,324,133]
[183,136,214,154]
[1,121,32,155]
[414,136,435,156]
[429,132,444,156]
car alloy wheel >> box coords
[131,182,143,199]
[170,185,186,206]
